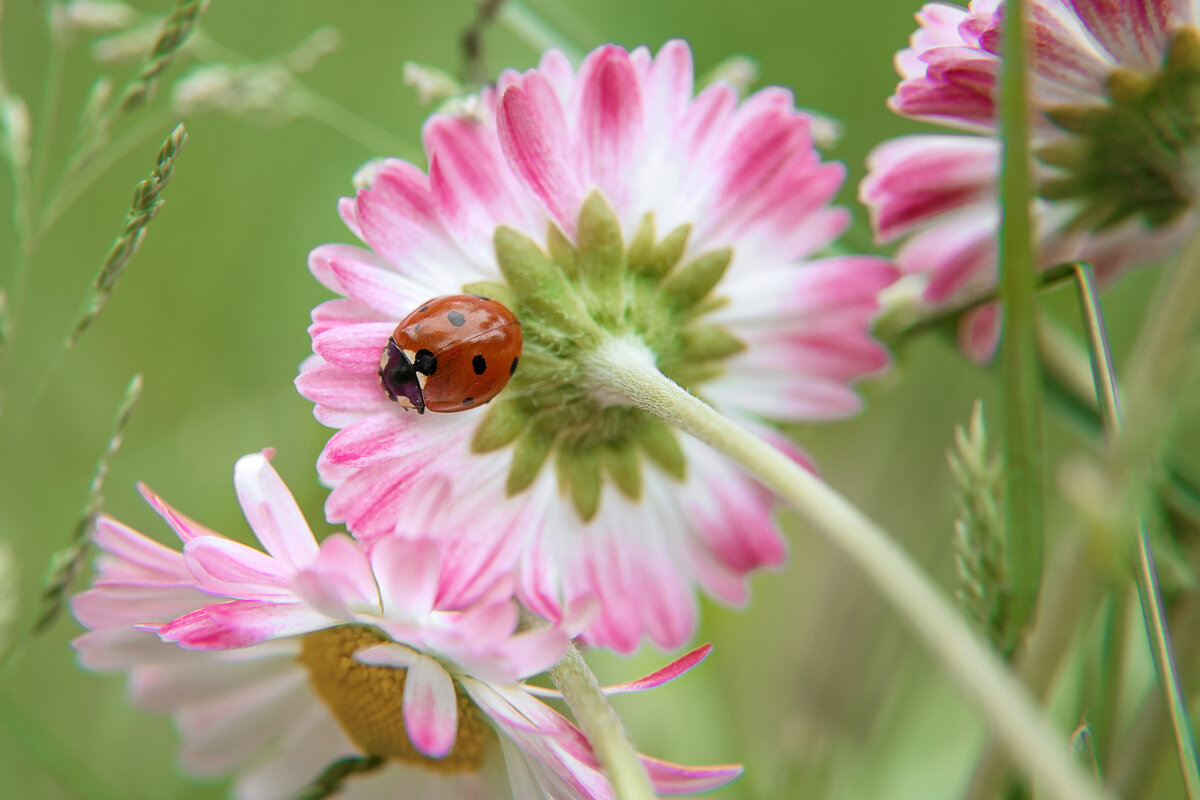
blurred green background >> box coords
[0,1,1182,798]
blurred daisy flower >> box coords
[297,40,897,652]
[71,452,741,800]
[861,0,1200,361]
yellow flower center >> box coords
[297,626,495,772]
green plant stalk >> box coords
[998,0,1045,634]
[550,642,655,800]
[587,335,1109,800]
[1072,262,1200,799]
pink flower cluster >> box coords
[862,0,1197,360]
[74,452,740,799]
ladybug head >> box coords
[378,339,426,414]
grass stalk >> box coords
[117,0,207,114]
[69,123,187,346]
[1071,263,1200,798]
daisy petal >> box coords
[233,452,319,570]
[402,654,459,758]
[602,643,713,695]
[156,600,329,650]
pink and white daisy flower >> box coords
[297,40,898,652]
[71,451,741,800]
[861,0,1200,360]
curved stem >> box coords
[549,642,654,800]
[585,335,1110,800]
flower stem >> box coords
[998,0,1045,637]
[550,642,654,800]
[1070,263,1200,799]
[586,335,1110,800]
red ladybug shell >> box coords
[378,295,522,414]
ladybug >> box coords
[378,295,522,414]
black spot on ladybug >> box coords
[463,397,475,405]
[472,355,487,375]
[471,294,491,301]
[447,310,466,327]
[413,323,421,333]
[419,305,429,312]
[414,349,437,375]
[510,356,519,376]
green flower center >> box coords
[464,191,744,522]
[1039,26,1200,231]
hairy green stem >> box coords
[998,0,1045,636]
[549,642,655,800]
[1072,263,1200,799]
[587,335,1108,800]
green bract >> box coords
[1040,27,1200,232]
[467,191,743,522]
